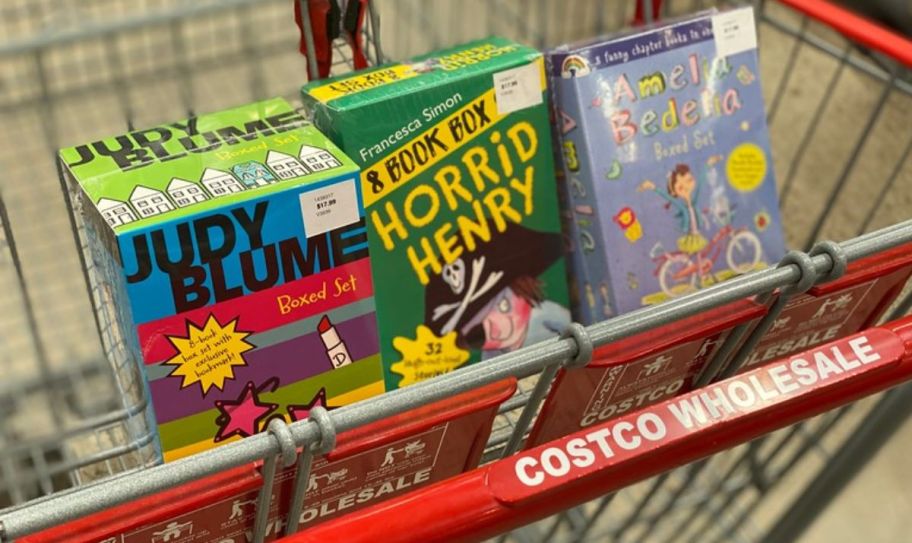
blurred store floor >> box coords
[803,412,912,542]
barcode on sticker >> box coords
[493,62,542,115]
[300,180,360,237]
[712,8,757,57]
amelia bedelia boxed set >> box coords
[302,37,571,390]
[60,98,383,462]
[549,7,787,322]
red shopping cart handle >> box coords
[288,316,912,543]
[342,0,370,71]
[295,0,337,80]
[632,0,662,26]
[778,0,912,68]
[294,0,369,80]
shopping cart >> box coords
[1,0,911,541]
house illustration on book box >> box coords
[96,197,137,228]
[59,97,376,463]
[232,161,277,188]
[129,185,174,218]
[167,177,209,207]
[266,150,309,180]
[298,144,341,172]
[200,168,244,197]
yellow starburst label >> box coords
[390,325,470,387]
[163,314,254,395]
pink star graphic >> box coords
[213,381,278,442]
[287,388,330,422]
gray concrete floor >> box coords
[806,417,912,542]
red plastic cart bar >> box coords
[288,316,912,543]
[779,0,912,68]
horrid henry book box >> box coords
[549,7,787,322]
[60,98,382,462]
[301,38,571,390]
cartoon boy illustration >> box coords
[637,156,723,285]
[424,224,571,360]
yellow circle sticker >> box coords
[726,143,767,192]
[390,325,470,387]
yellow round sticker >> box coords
[726,143,767,192]
[390,325,470,387]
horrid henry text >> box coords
[370,119,538,285]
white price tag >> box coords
[712,8,757,57]
[493,62,543,115]
[299,179,360,237]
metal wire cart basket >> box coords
[2,0,912,541]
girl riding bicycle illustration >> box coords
[637,156,762,297]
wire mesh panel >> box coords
[0,0,910,542]
[0,0,310,508]
[0,0,384,510]
[0,183,154,510]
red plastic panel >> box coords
[527,300,763,446]
[22,379,516,543]
[290,317,912,543]
[779,0,912,67]
[742,242,912,369]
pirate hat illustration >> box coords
[424,223,562,348]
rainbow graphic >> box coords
[561,55,591,79]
